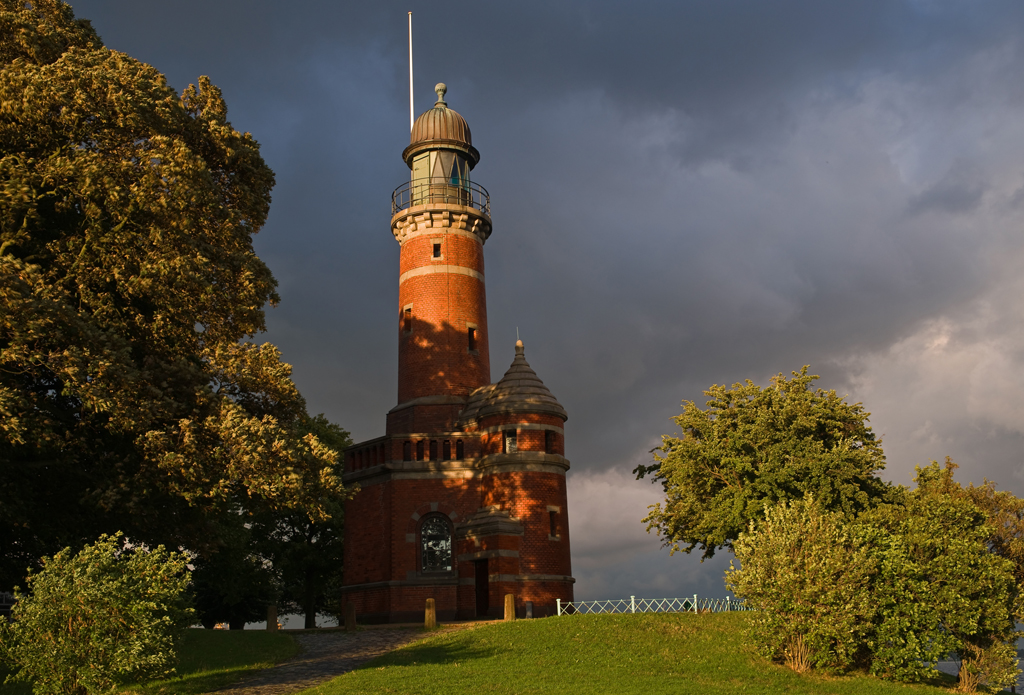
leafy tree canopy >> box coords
[0,0,344,584]
[635,367,891,558]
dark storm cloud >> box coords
[70,0,1024,599]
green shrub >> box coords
[862,463,1019,689]
[0,533,194,695]
[726,496,876,673]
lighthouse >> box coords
[342,84,574,622]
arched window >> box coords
[420,515,452,573]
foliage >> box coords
[190,414,350,630]
[309,613,953,695]
[862,462,1019,690]
[255,413,351,628]
[635,367,890,558]
[0,0,344,586]
[726,497,876,674]
[0,533,193,695]
[190,520,276,630]
[727,461,1020,691]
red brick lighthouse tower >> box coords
[341,84,575,622]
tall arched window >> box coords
[420,516,452,573]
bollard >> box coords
[345,601,357,631]
[266,604,278,631]
[504,594,515,621]
[425,598,437,629]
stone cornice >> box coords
[391,204,492,245]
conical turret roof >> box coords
[473,340,567,421]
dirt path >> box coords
[217,624,484,695]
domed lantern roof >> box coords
[403,83,480,169]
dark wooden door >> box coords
[475,559,489,617]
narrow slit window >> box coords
[545,430,556,455]
[403,307,413,334]
[403,441,412,461]
[443,440,451,460]
[504,430,517,454]
[549,510,558,537]
[456,439,464,459]
[416,440,424,461]
[429,440,438,461]
[468,327,477,351]
[432,243,441,258]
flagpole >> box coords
[408,12,414,131]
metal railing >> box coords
[556,595,749,616]
[392,179,490,216]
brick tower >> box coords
[341,84,575,622]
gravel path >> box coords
[216,628,427,695]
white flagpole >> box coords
[408,12,414,131]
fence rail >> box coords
[556,595,749,616]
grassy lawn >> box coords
[299,613,959,695]
[1,629,299,695]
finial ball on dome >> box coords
[515,339,524,356]
[434,83,447,105]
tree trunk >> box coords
[303,567,317,629]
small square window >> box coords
[432,243,441,258]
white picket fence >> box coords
[556,595,748,616]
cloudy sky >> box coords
[72,0,1024,600]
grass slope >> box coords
[123,629,300,694]
[0,629,298,695]
[301,613,956,695]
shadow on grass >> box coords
[346,630,501,674]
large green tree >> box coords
[635,367,891,558]
[0,0,343,586]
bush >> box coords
[728,463,1021,693]
[726,497,876,673]
[863,463,1019,690]
[0,533,193,695]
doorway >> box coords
[475,559,489,617]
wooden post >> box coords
[424,598,436,629]
[345,601,356,631]
[266,604,278,631]
[504,594,515,621]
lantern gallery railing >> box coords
[392,179,491,216]
[556,595,749,616]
